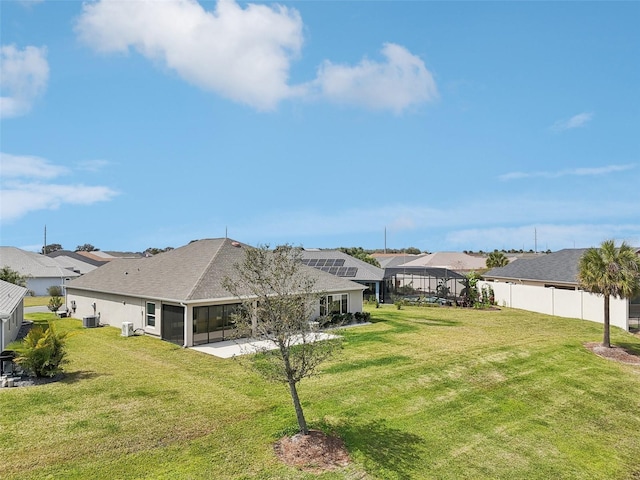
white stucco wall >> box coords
[481,280,630,330]
[67,287,365,347]
[67,289,161,339]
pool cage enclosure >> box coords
[382,267,466,304]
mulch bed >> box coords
[1,373,64,389]
[273,429,350,473]
[584,343,640,365]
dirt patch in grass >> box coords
[274,430,350,473]
[584,343,640,365]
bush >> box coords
[354,311,371,323]
[47,285,62,297]
[16,321,69,377]
[48,296,63,312]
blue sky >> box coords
[1,0,638,254]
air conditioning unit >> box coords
[82,316,98,328]
[121,322,134,337]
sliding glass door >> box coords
[193,304,239,345]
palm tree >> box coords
[578,240,640,348]
[486,251,509,269]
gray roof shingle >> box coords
[300,249,384,281]
[484,249,588,285]
[0,279,27,317]
[68,238,365,302]
[0,247,80,279]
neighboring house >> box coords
[0,279,27,350]
[300,249,385,302]
[0,247,80,296]
[47,250,108,274]
[66,238,366,347]
[370,253,425,269]
[482,248,640,331]
[400,252,489,273]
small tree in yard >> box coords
[222,244,340,436]
[48,295,63,312]
[578,239,640,348]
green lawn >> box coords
[2,305,640,479]
[23,296,52,307]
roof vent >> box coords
[231,242,241,248]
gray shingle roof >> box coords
[0,279,27,317]
[68,238,365,302]
[0,247,80,279]
[300,249,384,281]
[484,249,588,285]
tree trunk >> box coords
[287,377,309,435]
[603,294,611,348]
[281,351,308,435]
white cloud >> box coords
[499,163,636,181]
[0,152,68,179]
[0,153,119,223]
[76,1,436,113]
[76,0,304,111]
[313,43,438,113]
[0,44,49,118]
[551,112,594,132]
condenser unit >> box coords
[121,322,134,337]
[82,316,98,328]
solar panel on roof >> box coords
[316,259,327,267]
[307,259,318,266]
[329,266,339,274]
[335,259,345,266]
[344,267,357,277]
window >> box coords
[146,302,156,327]
[321,294,348,315]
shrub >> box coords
[16,321,69,377]
[48,295,63,312]
[47,285,62,297]
[395,300,403,310]
[354,311,371,323]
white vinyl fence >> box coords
[479,281,630,331]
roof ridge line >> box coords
[187,239,227,300]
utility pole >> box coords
[43,225,47,255]
[384,227,387,254]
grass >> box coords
[2,305,640,479]
[23,296,52,307]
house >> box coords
[400,251,489,273]
[66,238,366,347]
[0,280,27,350]
[47,250,108,274]
[0,247,80,296]
[300,249,385,302]
[482,248,640,331]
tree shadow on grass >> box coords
[327,418,426,479]
[351,317,458,346]
[616,342,640,356]
[324,355,412,374]
[61,370,103,384]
